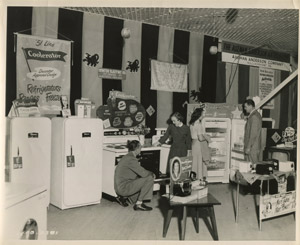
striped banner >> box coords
[122,20,142,102]
[157,26,174,128]
[270,70,282,128]
[102,16,124,105]
[249,66,259,98]
[225,63,239,104]
[58,8,83,115]
[215,62,226,103]
[81,13,104,117]
[141,23,159,136]
[32,7,59,39]
[173,30,190,124]
[6,7,33,115]
[238,65,250,103]
[201,35,218,103]
[188,32,204,103]
[279,71,290,129]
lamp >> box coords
[121,27,131,39]
[209,46,218,55]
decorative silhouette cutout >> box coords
[83,53,99,67]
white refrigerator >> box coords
[230,118,247,180]
[202,117,231,183]
[51,117,103,210]
[6,117,51,206]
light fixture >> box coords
[209,46,218,55]
[121,27,131,39]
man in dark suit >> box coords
[243,99,262,164]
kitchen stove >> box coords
[102,128,165,197]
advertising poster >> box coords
[96,91,146,128]
[16,34,71,114]
[259,68,275,109]
[170,156,193,197]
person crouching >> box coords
[114,140,155,211]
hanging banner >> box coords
[259,68,275,109]
[16,34,71,114]
[222,52,291,71]
[150,59,188,92]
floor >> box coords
[47,183,296,241]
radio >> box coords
[173,179,192,197]
[279,161,294,172]
[256,162,274,175]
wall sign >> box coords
[259,68,275,109]
[98,68,126,80]
[16,34,71,114]
[222,52,291,71]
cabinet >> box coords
[202,118,231,183]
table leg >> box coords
[195,207,199,233]
[209,206,219,240]
[236,182,239,223]
[181,206,187,240]
[163,208,173,237]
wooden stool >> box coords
[163,193,221,240]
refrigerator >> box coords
[6,117,51,206]
[202,117,231,183]
[51,117,103,210]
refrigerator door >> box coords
[63,118,103,207]
[9,118,51,204]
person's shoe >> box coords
[116,196,129,207]
[133,203,153,211]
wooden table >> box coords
[163,193,221,240]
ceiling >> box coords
[65,7,299,56]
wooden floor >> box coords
[47,183,296,241]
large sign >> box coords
[16,34,71,114]
[222,52,291,71]
[259,68,275,109]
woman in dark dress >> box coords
[153,112,192,173]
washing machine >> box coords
[2,183,48,240]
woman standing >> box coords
[153,112,191,173]
[189,108,211,180]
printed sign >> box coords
[16,34,71,114]
[259,68,275,109]
[13,156,23,169]
[170,156,193,197]
[260,191,296,220]
[66,155,75,168]
[222,52,291,71]
[98,68,126,80]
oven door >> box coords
[139,150,160,179]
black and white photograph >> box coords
[1,0,299,244]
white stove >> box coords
[102,128,163,197]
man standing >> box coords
[243,99,262,164]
